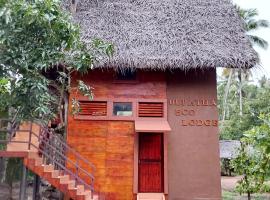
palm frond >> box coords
[236,6,258,21]
[244,8,258,20]
[256,20,270,28]
[246,19,269,31]
[248,35,269,50]
[236,4,269,51]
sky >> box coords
[233,0,270,80]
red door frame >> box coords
[133,133,168,194]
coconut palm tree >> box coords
[221,6,269,124]
[237,6,269,49]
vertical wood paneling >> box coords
[67,120,135,199]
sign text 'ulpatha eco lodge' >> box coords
[169,98,218,127]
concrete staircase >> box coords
[1,122,99,200]
[24,152,98,200]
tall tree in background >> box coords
[218,77,270,139]
[220,6,269,130]
[226,8,270,198]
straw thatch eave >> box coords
[220,140,241,159]
[64,0,259,70]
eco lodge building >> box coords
[66,0,258,199]
[1,0,258,200]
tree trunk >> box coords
[221,69,234,129]
[33,174,40,200]
[0,157,7,183]
[63,94,69,140]
[247,191,251,200]
[238,69,243,117]
[19,165,27,200]
[8,181,13,200]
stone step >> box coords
[51,170,60,178]
[43,164,54,172]
[76,184,85,195]
[59,175,70,184]
[67,180,76,190]
[137,193,165,200]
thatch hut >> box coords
[220,140,241,159]
[64,0,258,199]
[220,140,241,176]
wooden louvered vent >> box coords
[79,101,107,116]
[138,102,164,118]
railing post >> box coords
[76,158,79,185]
[7,127,11,142]
[28,122,33,150]
[38,126,41,143]
[7,120,13,142]
[19,162,28,200]
[33,174,40,200]
[92,177,94,194]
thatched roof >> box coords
[64,0,259,70]
[219,140,240,159]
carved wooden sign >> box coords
[169,98,218,127]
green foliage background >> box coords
[218,77,270,140]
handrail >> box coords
[40,127,96,170]
[30,142,94,191]
[33,130,94,180]
[0,119,96,194]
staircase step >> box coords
[34,157,43,166]
[85,196,92,200]
[51,170,60,178]
[59,175,70,184]
[84,190,92,196]
[67,180,76,190]
[76,184,85,195]
[137,193,165,200]
[84,190,92,198]
[43,164,54,172]
[83,190,92,200]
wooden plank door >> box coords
[139,133,163,193]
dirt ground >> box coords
[221,176,270,199]
[221,176,243,191]
[0,181,61,200]
[0,182,32,200]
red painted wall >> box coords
[167,69,221,200]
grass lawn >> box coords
[222,191,270,200]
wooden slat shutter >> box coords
[79,101,107,116]
[138,102,164,118]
